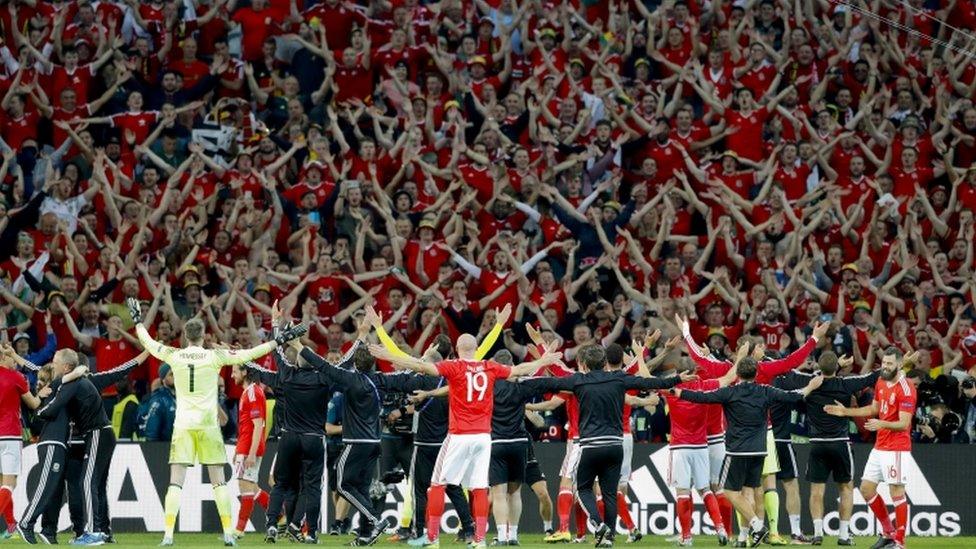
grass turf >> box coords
[39,533,976,547]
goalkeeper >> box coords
[127,298,307,547]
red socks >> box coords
[893,496,908,543]
[616,491,635,530]
[557,489,573,531]
[716,491,733,534]
[0,486,12,531]
[426,485,446,541]
[596,496,605,521]
[867,494,895,536]
[703,490,726,534]
[236,493,255,532]
[573,501,587,537]
[236,489,272,532]
[471,488,489,542]
[676,495,692,539]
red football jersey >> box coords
[0,368,27,439]
[549,363,580,438]
[235,383,268,456]
[436,359,511,434]
[873,375,917,451]
[665,379,722,448]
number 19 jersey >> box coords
[436,359,512,434]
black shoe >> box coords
[490,540,507,547]
[38,532,56,545]
[790,534,813,544]
[266,526,278,543]
[102,534,116,544]
[750,526,769,547]
[363,518,392,546]
[329,522,342,536]
[456,531,474,543]
[837,538,856,546]
[17,523,37,545]
[593,524,610,547]
[339,519,353,535]
[285,523,304,543]
[303,535,318,545]
[811,536,823,546]
[508,540,520,546]
[545,529,555,537]
[870,535,895,549]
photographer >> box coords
[962,378,976,443]
[913,402,964,444]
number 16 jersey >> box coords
[436,359,512,434]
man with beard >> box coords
[825,348,917,549]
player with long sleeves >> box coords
[674,358,825,547]
[128,298,306,547]
[825,347,917,549]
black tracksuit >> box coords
[775,371,879,483]
[489,378,555,486]
[27,359,142,538]
[537,370,680,534]
[681,381,808,490]
[38,376,116,535]
[260,348,334,538]
[303,345,385,536]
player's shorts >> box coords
[619,433,634,485]
[525,442,545,486]
[0,440,21,475]
[707,436,726,486]
[720,454,764,491]
[761,429,780,476]
[559,439,581,480]
[170,427,227,466]
[862,448,910,486]
[489,441,528,486]
[806,440,854,484]
[233,454,263,483]
[432,433,492,489]
[775,440,798,481]
[668,447,710,491]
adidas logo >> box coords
[623,447,961,537]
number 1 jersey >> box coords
[436,359,512,434]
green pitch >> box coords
[33,534,976,548]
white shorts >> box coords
[233,454,263,483]
[559,439,582,480]
[708,440,726,486]
[619,433,634,485]
[862,449,910,485]
[432,433,492,489]
[669,447,711,491]
[0,440,21,475]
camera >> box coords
[962,377,976,391]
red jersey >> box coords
[93,338,141,397]
[436,359,511,434]
[665,378,722,448]
[0,368,28,439]
[873,375,917,452]
[235,383,268,456]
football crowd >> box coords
[0,0,975,546]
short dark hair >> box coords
[353,347,374,372]
[604,343,624,366]
[736,357,758,380]
[883,346,904,360]
[434,334,453,359]
[578,345,607,371]
[818,351,839,376]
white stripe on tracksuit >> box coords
[335,444,379,524]
[83,430,100,533]
[22,446,54,524]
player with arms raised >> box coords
[825,347,916,549]
[127,298,306,547]
[371,332,563,549]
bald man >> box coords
[371,332,563,548]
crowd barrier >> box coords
[14,442,972,536]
